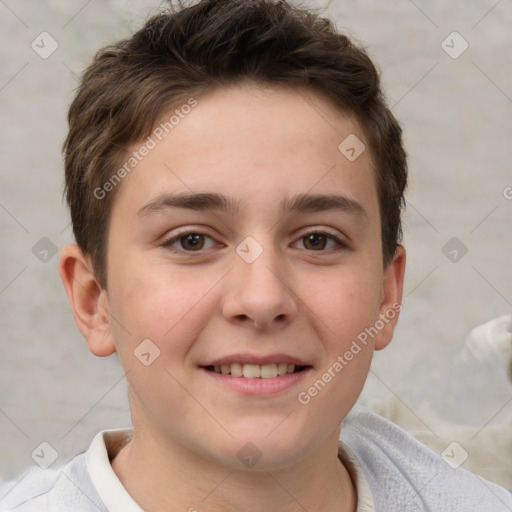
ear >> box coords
[58,244,116,357]
[374,245,406,351]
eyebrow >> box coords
[137,192,367,220]
[282,193,367,220]
[137,192,241,217]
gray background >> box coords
[1,0,511,481]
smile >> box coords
[204,363,306,378]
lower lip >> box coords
[200,367,311,395]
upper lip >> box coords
[200,353,311,367]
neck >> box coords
[111,424,356,512]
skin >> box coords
[60,83,405,512]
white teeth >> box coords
[277,362,288,376]
[243,364,261,378]
[260,363,278,379]
[210,362,300,378]
[230,363,243,377]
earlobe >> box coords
[374,245,406,351]
[58,244,116,357]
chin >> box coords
[198,423,318,473]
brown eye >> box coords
[303,233,328,250]
[162,232,217,252]
[179,234,205,250]
[293,231,346,252]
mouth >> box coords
[199,354,313,394]
[201,362,309,379]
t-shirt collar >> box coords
[85,429,374,512]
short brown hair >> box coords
[63,0,407,289]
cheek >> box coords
[293,269,381,428]
[107,260,218,358]
[106,266,220,418]
[299,263,383,349]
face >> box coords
[100,83,404,470]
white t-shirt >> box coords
[1,406,510,511]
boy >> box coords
[1,0,511,510]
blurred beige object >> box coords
[366,315,512,491]
[465,315,512,382]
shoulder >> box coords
[0,452,106,512]
[341,405,512,512]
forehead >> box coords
[110,83,379,224]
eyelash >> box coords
[161,230,348,254]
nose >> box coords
[220,241,298,330]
